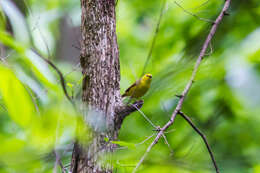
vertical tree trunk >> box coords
[70,0,119,172]
[70,0,143,172]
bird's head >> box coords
[142,73,152,83]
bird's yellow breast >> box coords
[129,81,150,98]
[123,74,152,98]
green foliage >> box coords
[0,64,83,172]
[0,66,35,127]
[1,0,260,172]
[0,1,84,172]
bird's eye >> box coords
[146,74,152,78]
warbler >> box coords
[122,73,152,98]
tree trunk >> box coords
[70,0,143,172]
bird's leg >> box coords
[126,96,136,105]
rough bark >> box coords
[70,0,142,172]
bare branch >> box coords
[132,0,231,172]
[53,150,67,173]
[178,111,219,173]
[31,48,74,107]
[115,100,144,128]
[23,0,75,107]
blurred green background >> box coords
[0,0,260,172]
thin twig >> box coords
[0,49,14,66]
[132,104,157,129]
[22,0,75,108]
[24,0,51,59]
[141,0,166,76]
[136,134,155,146]
[56,63,81,83]
[31,48,74,107]
[116,134,155,150]
[132,0,231,172]
[23,0,75,107]
[127,0,165,102]
[53,150,67,173]
[116,160,135,167]
[178,111,219,172]
[174,1,214,23]
[189,0,211,11]
[164,129,175,134]
[205,41,213,56]
[162,133,174,156]
[24,85,40,113]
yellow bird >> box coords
[122,73,152,98]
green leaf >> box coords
[0,6,6,29]
[0,135,25,155]
[248,48,260,63]
[67,82,74,88]
[104,137,109,142]
[0,66,35,127]
[0,31,59,94]
[111,141,136,150]
[0,0,30,44]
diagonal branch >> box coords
[115,100,144,129]
[132,0,231,172]
[162,133,174,156]
[31,48,74,107]
[141,0,166,76]
[178,111,219,173]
